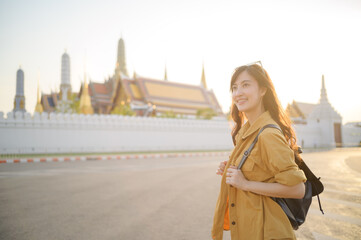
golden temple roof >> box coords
[119,75,223,116]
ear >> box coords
[260,87,267,97]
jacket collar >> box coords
[241,111,275,140]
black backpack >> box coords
[237,124,324,230]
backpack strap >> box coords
[237,124,281,170]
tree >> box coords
[158,110,177,118]
[69,93,80,113]
[196,108,217,120]
[111,103,136,116]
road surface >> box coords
[0,148,360,239]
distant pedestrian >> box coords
[212,62,306,240]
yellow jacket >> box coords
[212,111,306,240]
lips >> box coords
[236,99,247,105]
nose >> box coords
[232,85,243,97]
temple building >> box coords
[286,75,343,147]
[40,51,76,113]
[13,67,26,113]
[81,65,223,117]
[40,91,59,113]
[286,101,316,124]
[79,38,224,117]
[56,51,72,112]
[36,39,224,117]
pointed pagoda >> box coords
[200,63,207,89]
[116,38,128,76]
[13,67,26,113]
[308,75,341,121]
[320,75,328,104]
[79,73,94,114]
[34,81,43,113]
[57,50,73,113]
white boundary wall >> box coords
[342,124,361,147]
[1,111,360,154]
[294,122,361,148]
[0,112,234,154]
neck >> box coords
[245,105,266,125]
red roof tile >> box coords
[92,83,109,95]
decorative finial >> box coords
[200,62,207,89]
[164,64,168,81]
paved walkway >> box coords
[0,148,360,239]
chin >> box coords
[236,105,248,112]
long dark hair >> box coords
[230,64,299,157]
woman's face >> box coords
[231,70,266,115]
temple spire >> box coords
[34,80,43,113]
[320,74,328,104]
[200,62,207,89]
[57,51,73,112]
[117,38,128,76]
[13,67,26,113]
[79,73,94,114]
[164,64,168,81]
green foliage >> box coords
[111,104,136,116]
[70,93,80,113]
[196,108,217,120]
[158,110,177,118]
[55,93,79,113]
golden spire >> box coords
[164,64,168,81]
[79,73,94,114]
[34,80,43,113]
[201,62,207,89]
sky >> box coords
[0,0,361,123]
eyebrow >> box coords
[233,80,252,85]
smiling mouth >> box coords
[236,99,247,104]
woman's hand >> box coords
[216,160,228,176]
[225,166,249,191]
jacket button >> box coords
[231,203,235,207]
[232,221,236,225]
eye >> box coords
[231,85,237,92]
[242,83,250,88]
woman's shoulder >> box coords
[258,124,289,147]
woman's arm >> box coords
[244,180,305,199]
[226,166,305,199]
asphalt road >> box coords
[0,148,360,240]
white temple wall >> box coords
[342,125,361,147]
[0,112,234,154]
[309,118,337,148]
[293,124,321,148]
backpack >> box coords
[237,124,324,230]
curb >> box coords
[0,151,231,164]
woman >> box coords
[211,62,306,240]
